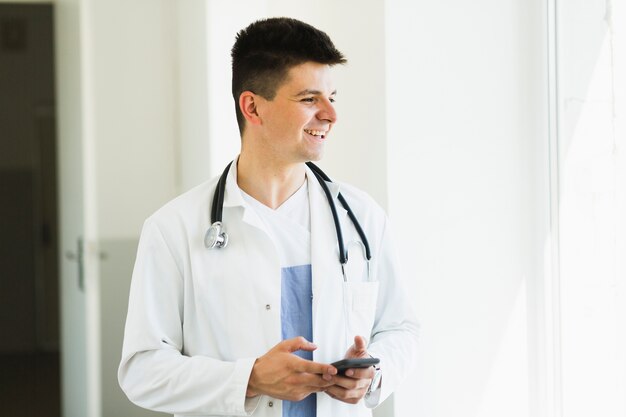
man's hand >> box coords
[246,337,337,401]
[325,335,376,404]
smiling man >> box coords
[119,17,418,417]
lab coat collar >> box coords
[222,157,246,209]
[220,157,266,233]
[305,163,341,200]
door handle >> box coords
[65,237,84,291]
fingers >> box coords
[296,372,336,389]
[296,357,337,377]
[249,341,337,401]
[332,373,373,390]
[343,366,375,379]
[278,336,318,353]
[325,381,370,404]
[324,368,374,404]
[274,339,337,376]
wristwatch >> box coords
[365,363,382,398]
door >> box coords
[0,3,61,416]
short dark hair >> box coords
[231,17,346,134]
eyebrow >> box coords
[294,89,337,97]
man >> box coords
[119,17,418,417]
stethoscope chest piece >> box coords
[205,221,229,249]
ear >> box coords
[239,91,262,127]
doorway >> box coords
[0,3,60,417]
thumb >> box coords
[353,335,367,352]
[346,335,368,357]
[280,336,317,353]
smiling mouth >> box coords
[304,129,327,139]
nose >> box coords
[317,98,337,124]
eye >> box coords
[329,97,336,103]
[300,97,315,103]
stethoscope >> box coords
[204,161,372,281]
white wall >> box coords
[176,0,210,192]
[87,0,179,240]
[557,1,626,415]
[386,1,549,416]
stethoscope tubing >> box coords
[207,161,371,269]
[211,161,233,224]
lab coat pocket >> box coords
[343,281,379,338]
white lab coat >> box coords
[118,162,419,417]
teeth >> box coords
[304,129,326,136]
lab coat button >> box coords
[268,401,274,407]
[265,304,271,310]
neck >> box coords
[237,151,306,209]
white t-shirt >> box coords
[241,178,310,266]
[240,177,316,417]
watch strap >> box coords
[365,364,382,397]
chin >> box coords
[306,150,324,162]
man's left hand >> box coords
[325,335,375,404]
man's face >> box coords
[254,61,337,164]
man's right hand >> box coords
[246,337,337,401]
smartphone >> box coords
[331,358,379,374]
